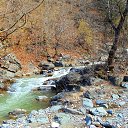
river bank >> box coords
[0,65,128,128]
[0,78,128,128]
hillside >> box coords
[0,0,108,73]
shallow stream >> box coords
[0,68,70,123]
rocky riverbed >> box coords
[0,76,128,128]
[0,58,128,128]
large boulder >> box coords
[39,61,55,70]
[0,53,21,73]
[0,53,22,78]
[55,67,94,92]
[54,61,64,67]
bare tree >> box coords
[0,0,45,41]
[103,0,128,71]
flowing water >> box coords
[0,68,70,122]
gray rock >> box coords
[51,122,60,128]
[83,98,93,108]
[54,61,64,67]
[52,92,64,101]
[30,110,38,115]
[85,115,92,126]
[108,75,123,86]
[117,113,124,118]
[9,108,27,115]
[96,100,106,105]
[83,91,94,99]
[90,107,107,116]
[1,54,21,74]
[117,101,126,106]
[61,107,83,115]
[79,107,86,115]
[89,125,97,128]
[8,63,20,73]
[56,67,94,91]
[39,61,55,70]
[112,94,119,100]
[36,96,48,101]
[121,82,128,89]
[36,117,49,124]
[0,69,15,78]
[102,121,116,128]
[55,112,71,124]
[107,110,113,115]
[100,104,108,108]
[50,105,62,112]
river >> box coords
[0,68,70,122]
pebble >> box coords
[85,115,92,126]
[83,98,93,108]
[107,110,113,115]
[112,94,119,100]
[96,99,106,105]
[90,107,107,116]
[118,101,126,106]
[51,122,60,128]
[89,125,97,128]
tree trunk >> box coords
[107,29,120,71]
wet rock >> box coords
[83,98,93,108]
[85,115,92,126]
[8,109,27,119]
[39,61,55,70]
[51,92,64,101]
[90,107,107,116]
[54,61,64,67]
[36,96,49,102]
[56,67,94,91]
[50,101,59,106]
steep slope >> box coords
[0,0,107,72]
